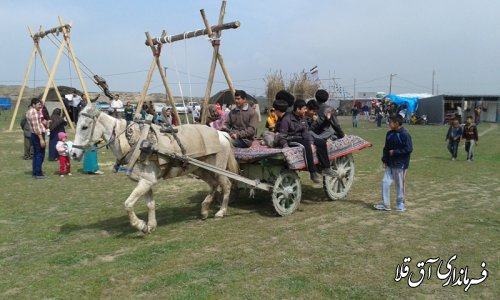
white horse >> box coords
[71,105,239,234]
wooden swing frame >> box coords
[135,0,238,125]
[8,16,90,131]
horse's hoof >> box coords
[214,210,225,218]
[140,223,150,234]
[201,210,209,220]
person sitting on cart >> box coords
[275,90,295,113]
[276,99,335,184]
[221,90,259,148]
[309,89,344,140]
[271,99,289,130]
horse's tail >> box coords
[226,147,240,174]
[219,131,240,174]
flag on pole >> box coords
[308,65,320,82]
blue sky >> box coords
[1,0,499,97]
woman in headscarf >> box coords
[48,108,67,161]
[160,107,173,126]
[83,142,104,175]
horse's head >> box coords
[72,105,104,161]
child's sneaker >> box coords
[395,204,406,212]
[374,203,391,211]
[60,174,64,177]
[67,173,72,176]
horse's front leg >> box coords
[144,189,157,233]
[215,176,232,218]
[124,179,153,233]
[201,186,216,220]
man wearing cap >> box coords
[222,90,259,148]
[26,98,48,179]
[271,99,289,133]
[275,90,295,112]
[310,89,344,140]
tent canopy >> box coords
[38,86,83,102]
[209,89,257,105]
[385,94,419,115]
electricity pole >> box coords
[432,70,435,95]
[353,78,356,101]
[389,73,397,94]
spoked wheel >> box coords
[323,154,355,200]
[272,171,302,216]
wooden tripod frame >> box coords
[135,0,238,125]
[8,16,90,131]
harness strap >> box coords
[127,116,154,172]
[73,111,101,150]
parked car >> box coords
[154,103,170,114]
[95,101,111,113]
[187,102,201,112]
[175,103,189,114]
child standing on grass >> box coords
[445,119,463,161]
[374,114,413,212]
[56,132,71,177]
[462,115,479,161]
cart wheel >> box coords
[272,171,302,216]
[323,154,355,200]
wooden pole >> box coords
[40,33,66,105]
[34,42,74,130]
[59,17,90,106]
[145,32,181,125]
[146,21,240,45]
[32,24,71,39]
[199,9,222,125]
[28,26,74,130]
[8,44,36,131]
[215,1,235,98]
[135,58,156,120]
[217,54,235,94]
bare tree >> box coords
[264,70,285,109]
[265,70,320,109]
[287,71,320,100]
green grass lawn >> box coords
[0,109,498,299]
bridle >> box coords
[73,110,127,153]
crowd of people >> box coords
[22,96,105,179]
[21,90,405,199]
[36,87,492,214]
[349,99,410,128]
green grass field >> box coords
[0,109,498,299]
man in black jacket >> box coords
[309,89,344,139]
[277,99,335,184]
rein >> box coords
[73,111,129,155]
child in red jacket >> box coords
[56,132,71,177]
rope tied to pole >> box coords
[211,39,220,47]
[208,35,221,47]
[153,44,162,57]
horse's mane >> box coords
[81,104,99,116]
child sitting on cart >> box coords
[275,99,335,184]
[308,89,344,140]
